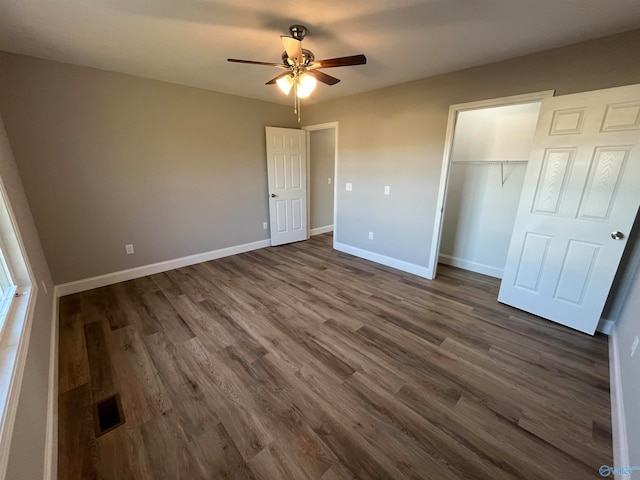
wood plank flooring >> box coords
[58,233,612,479]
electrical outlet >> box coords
[384,186,390,195]
[328,177,332,185]
[346,182,353,191]
[263,222,268,230]
[125,244,135,255]
[368,232,374,240]
[632,335,639,357]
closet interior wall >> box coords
[439,102,541,278]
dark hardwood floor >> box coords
[58,233,612,479]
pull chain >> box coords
[293,78,297,115]
[292,74,301,123]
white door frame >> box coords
[426,90,555,280]
[302,122,339,249]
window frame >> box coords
[0,174,38,477]
[0,245,18,335]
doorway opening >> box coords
[303,122,338,249]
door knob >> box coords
[611,231,625,240]
[270,194,277,198]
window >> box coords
[0,247,17,332]
[0,176,36,476]
[0,184,31,337]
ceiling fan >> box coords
[228,25,367,121]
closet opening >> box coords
[427,91,554,280]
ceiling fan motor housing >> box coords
[282,49,315,67]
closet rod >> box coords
[450,160,528,164]
[450,160,528,186]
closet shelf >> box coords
[450,160,528,165]
[450,160,528,186]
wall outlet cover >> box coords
[346,182,353,191]
[125,244,134,255]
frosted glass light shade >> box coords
[276,75,294,95]
[296,73,317,98]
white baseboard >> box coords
[596,318,615,335]
[609,327,630,478]
[55,238,271,296]
[43,295,58,480]
[438,254,503,279]
[310,225,333,236]
[334,242,430,279]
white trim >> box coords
[305,129,311,239]
[334,242,430,279]
[598,226,640,336]
[441,90,556,114]
[596,318,615,335]
[303,122,340,132]
[427,90,556,280]
[0,287,37,478]
[55,238,271,296]
[43,295,58,480]
[0,166,37,289]
[609,328,630,479]
[438,254,503,279]
[303,122,339,250]
[0,169,40,478]
[310,225,333,236]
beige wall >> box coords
[0,53,297,284]
[2,31,639,282]
[0,115,55,479]
[309,129,335,230]
[304,28,640,268]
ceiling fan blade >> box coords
[281,36,303,63]
[227,58,282,67]
[306,70,340,86]
[266,71,292,85]
[310,54,367,69]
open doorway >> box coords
[427,91,554,280]
[303,122,338,247]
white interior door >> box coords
[265,127,307,246]
[499,84,640,335]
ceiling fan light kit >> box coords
[296,74,317,98]
[276,75,294,95]
[227,24,366,122]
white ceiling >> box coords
[1,0,639,105]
